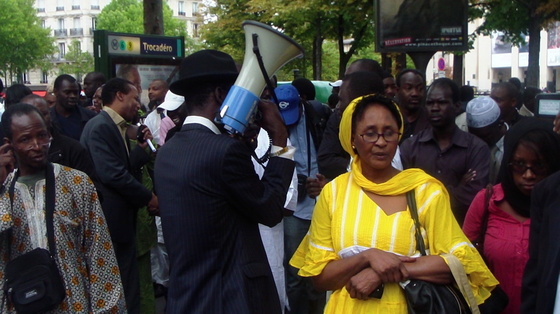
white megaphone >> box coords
[219,21,304,134]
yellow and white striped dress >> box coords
[290,171,498,314]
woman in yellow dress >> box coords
[290,94,498,313]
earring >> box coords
[352,145,356,149]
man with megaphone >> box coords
[154,49,296,314]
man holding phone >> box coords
[81,78,158,313]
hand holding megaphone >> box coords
[257,99,288,147]
[218,21,304,135]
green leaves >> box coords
[58,40,94,79]
[97,0,189,37]
[0,0,55,82]
[201,0,375,80]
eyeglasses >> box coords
[508,160,549,176]
[359,130,401,143]
[19,135,52,151]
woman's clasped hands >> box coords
[345,248,415,300]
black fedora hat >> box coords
[170,49,238,96]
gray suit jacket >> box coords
[155,123,294,314]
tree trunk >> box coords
[312,17,323,80]
[144,0,164,35]
[337,15,346,79]
[453,54,463,86]
[526,0,542,88]
[396,53,407,73]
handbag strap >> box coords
[8,163,58,258]
[406,189,481,314]
[475,184,494,247]
[443,253,481,314]
[406,190,426,256]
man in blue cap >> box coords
[277,83,327,314]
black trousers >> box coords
[113,241,141,314]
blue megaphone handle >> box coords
[219,85,260,134]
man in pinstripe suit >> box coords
[154,50,295,313]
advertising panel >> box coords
[375,0,468,52]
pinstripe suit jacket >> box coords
[154,123,294,314]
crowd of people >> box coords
[0,49,558,314]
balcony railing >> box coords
[56,6,64,11]
[178,11,185,16]
[71,5,80,9]
[91,5,99,9]
[70,28,83,36]
[37,8,45,12]
[54,29,67,37]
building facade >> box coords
[426,19,560,93]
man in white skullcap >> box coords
[467,96,508,183]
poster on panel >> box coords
[375,0,468,52]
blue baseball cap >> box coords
[275,84,300,126]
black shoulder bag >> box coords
[401,190,472,314]
[4,163,66,313]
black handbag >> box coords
[3,163,66,313]
[402,190,472,314]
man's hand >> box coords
[147,193,159,216]
[362,248,415,283]
[460,168,476,186]
[137,125,154,150]
[345,268,382,300]
[0,143,15,184]
[306,174,327,198]
[257,100,288,147]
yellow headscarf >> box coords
[338,94,443,195]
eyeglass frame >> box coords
[508,160,549,176]
[19,136,52,151]
[358,130,402,144]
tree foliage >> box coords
[98,0,189,37]
[470,0,560,87]
[0,0,55,84]
[58,40,94,80]
[201,0,376,80]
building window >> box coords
[37,0,45,12]
[193,23,199,37]
[192,2,199,14]
[55,18,67,37]
[41,20,46,29]
[178,1,185,15]
[91,0,99,9]
[72,0,79,9]
[90,17,97,34]
[56,0,64,11]
[41,71,49,84]
[23,72,30,84]
[71,17,83,35]
[59,43,66,59]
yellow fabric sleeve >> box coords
[418,182,499,304]
[290,180,339,277]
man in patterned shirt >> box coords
[0,103,126,312]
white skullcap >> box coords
[466,96,500,128]
[329,80,342,87]
[159,90,185,111]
